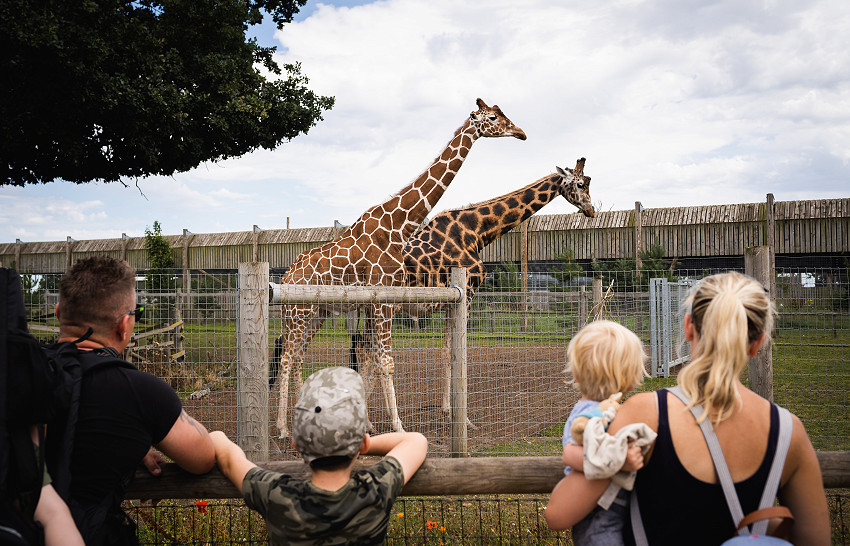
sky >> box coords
[2,0,849,244]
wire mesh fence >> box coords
[123,492,850,545]
[17,256,850,543]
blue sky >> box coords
[2,0,848,243]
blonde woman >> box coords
[584,272,828,545]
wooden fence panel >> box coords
[3,198,848,272]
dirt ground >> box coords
[184,344,578,460]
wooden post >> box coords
[592,278,603,321]
[182,229,192,294]
[238,262,270,461]
[121,233,129,262]
[252,225,264,262]
[765,194,776,301]
[634,201,643,275]
[578,285,587,326]
[745,246,773,401]
[65,236,74,271]
[450,267,468,457]
[520,219,528,332]
[14,239,22,269]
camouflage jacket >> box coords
[242,457,404,545]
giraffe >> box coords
[274,99,526,437]
[395,158,595,423]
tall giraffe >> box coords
[396,158,595,422]
[274,99,526,437]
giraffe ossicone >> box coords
[273,99,526,438]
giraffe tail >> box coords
[271,334,283,387]
[349,331,362,373]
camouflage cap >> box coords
[293,366,369,463]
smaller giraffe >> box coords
[395,158,595,422]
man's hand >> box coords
[621,441,644,473]
[142,449,166,476]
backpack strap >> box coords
[668,386,792,536]
[42,343,136,499]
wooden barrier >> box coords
[126,451,850,501]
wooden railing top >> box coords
[126,451,850,500]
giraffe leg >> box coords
[357,309,379,432]
[276,354,296,438]
[360,347,376,433]
[373,305,404,433]
[276,305,322,438]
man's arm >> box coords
[155,410,215,474]
[364,432,427,484]
[210,431,257,491]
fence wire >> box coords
[124,492,850,545]
[17,257,850,543]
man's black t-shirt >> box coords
[70,351,182,505]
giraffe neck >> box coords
[467,174,561,250]
[348,120,479,241]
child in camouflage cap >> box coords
[210,366,428,545]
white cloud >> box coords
[2,0,848,242]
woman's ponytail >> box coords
[678,272,774,424]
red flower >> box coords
[195,500,208,514]
[426,520,438,530]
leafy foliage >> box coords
[548,244,586,289]
[480,262,522,293]
[591,243,676,291]
[144,221,176,294]
[1,0,333,186]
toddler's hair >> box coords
[565,320,647,401]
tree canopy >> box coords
[1,0,334,186]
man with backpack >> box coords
[45,256,215,544]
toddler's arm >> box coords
[562,442,584,470]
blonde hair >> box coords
[566,320,647,400]
[678,271,775,424]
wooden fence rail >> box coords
[126,451,850,500]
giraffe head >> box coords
[469,98,527,140]
[555,158,596,218]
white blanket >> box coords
[581,417,657,509]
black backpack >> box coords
[0,267,65,545]
[1,268,137,545]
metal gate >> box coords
[649,278,694,377]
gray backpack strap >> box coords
[752,406,793,535]
[668,386,792,536]
[630,487,649,546]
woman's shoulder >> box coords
[609,390,660,432]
